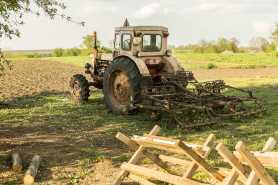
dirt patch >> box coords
[0,60,82,101]
[193,68,278,80]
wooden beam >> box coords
[223,170,239,185]
[177,141,225,182]
[235,141,276,185]
[183,134,216,179]
[132,135,183,153]
[246,137,276,185]
[121,163,209,185]
[11,152,22,173]
[112,125,160,185]
[116,132,179,175]
[129,174,156,185]
[234,151,278,169]
[23,155,41,185]
[216,143,248,181]
[159,154,192,166]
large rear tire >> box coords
[103,57,141,114]
[69,74,90,103]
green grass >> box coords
[3,51,278,183]
[8,50,278,70]
[174,50,278,69]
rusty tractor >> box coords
[70,19,264,128]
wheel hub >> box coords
[111,71,132,105]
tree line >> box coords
[175,24,278,54]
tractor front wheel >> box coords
[69,74,90,103]
[103,57,141,114]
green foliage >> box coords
[26,53,52,58]
[82,35,100,49]
[207,63,217,69]
[82,35,112,54]
[0,50,12,76]
[53,48,64,57]
[272,23,278,44]
[180,37,239,53]
[65,48,81,56]
[0,0,66,39]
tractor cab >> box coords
[113,24,170,58]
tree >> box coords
[249,37,269,51]
[82,35,100,50]
[0,0,68,39]
[272,23,278,44]
[0,0,85,75]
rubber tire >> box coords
[103,57,141,114]
[69,74,90,103]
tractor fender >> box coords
[163,56,185,73]
[113,55,150,76]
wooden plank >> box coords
[177,141,225,182]
[183,134,215,179]
[216,143,248,181]
[234,151,278,169]
[132,135,183,153]
[121,163,209,185]
[246,137,276,185]
[23,155,41,185]
[11,152,22,172]
[116,132,179,175]
[112,125,160,185]
[223,170,239,185]
[235,141,277,185]
[129,174,156,185]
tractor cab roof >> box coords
[115,26,168,33]
[115,19,168,33]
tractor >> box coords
[70,20,263,128]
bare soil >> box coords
[1,60,278,184]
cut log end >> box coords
[11,152,22,172]
[23,155,41,185]
[24,174,35,185]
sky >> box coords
[1,0,278,50]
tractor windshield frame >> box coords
[141,34,162,52]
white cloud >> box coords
[134,2,161,19]
[252,21,273,35]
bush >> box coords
[207,63,217,69]
[53,48,64,57]
[26,53,52,58]
[65,48,81,56]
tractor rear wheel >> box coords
[69,74,90,103]
[103,57,141,114]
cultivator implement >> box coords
[136,71,264,129]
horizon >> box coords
[1,0,277,50]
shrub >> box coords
[207,63,217,69]
[53,48,64,57]
[65,48,81,56]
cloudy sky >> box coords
[1,0,278,50]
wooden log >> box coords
[246,137,276,185]
[235,141,276,185]
[216,143,248,181]
[11,152,22,172]
[129,174,156,185]
[121,163,209,185]
[112,125,160,185]
[183,134,215,179]
[23,155,41,185]
[177,141,225,182]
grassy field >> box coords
[7,50,278,70]
[1,52,278,184]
